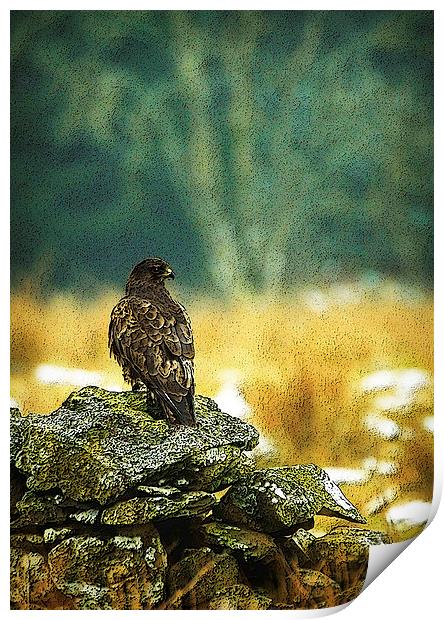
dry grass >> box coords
[10,281,433,542]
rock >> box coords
[12,387,259,504]
[154,446,255,492]
[165,547,242,609]
[326,526,391,546]
[11,533,45,545]
[9,387,391,610]
[10,546,73,610]
[10,465,27,517]
[241,545,299,605]
[214,465,366,534]
[10,407,27,463]
[208,584,272,610]
[296,570,342,608]
[277,536,303,573]
[12,491,81,528]
[306,527,390,592]
[101,487,215,525]
[201,521,278,562]
[291,529,317,561]
[68,509,100,525]
[47,526,166,610]
[44,527,76,545]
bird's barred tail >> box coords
[158,391,196,426]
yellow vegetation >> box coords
[10,282,433,542]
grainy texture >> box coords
[10,390,390,610]
[47,529,167,610]
[208,584,272,610]
[13,387,259,504]
[165,547,242,609]
[109,258,196,425]
[200,522,279,562]
[215,464,366,533]
[101,489,215,525]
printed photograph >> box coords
[10,10,433,610]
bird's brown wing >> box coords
[109,296,195,424]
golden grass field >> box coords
[10,279,433,542]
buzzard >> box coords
[108,257,196,426]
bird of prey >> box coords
[108,257,196,426]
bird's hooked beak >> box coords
[163,267,175,280]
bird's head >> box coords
[126,257,175,293]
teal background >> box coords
[11,11,433,297]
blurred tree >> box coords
[11,10,433,297]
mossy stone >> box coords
[154,445,255,492]
[101,488,215,525]
[12,491,84,528]
[208,584,272,610]
[12,387,259,504]
[215,465,366,534]
[201,521,278,562]
[306,527,390,593]
[47,526,166,610]
[166,547,242,609]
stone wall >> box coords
[10,387,390,610]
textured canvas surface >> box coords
[10,10,433,611]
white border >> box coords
[3,3,441,618]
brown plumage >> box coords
[108,257,196,426]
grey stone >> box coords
[165,547,242,609]
[201,521,278,562]
[44,527,76,545]
[47,526,166,610]
[12,491,78,528]
[68,509,100,525]
[215,465,366,534]
[154,445,255,492]
[101,488,215,525]
[10,407,27,463]
[296,569,342,608]
[292,528,317,556]
[306,527,390,592]
[12,387,259,504]
[208,584,272,610]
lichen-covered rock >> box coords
[12,491,85,528]
[101,487,215,525]
[201,521,278,562]
[165,547,242,609]
[296,570,342,608]
[291,529,316,557]
[47,526,166,610]
[44,527,76,545]
[68,509,100,525]
[306,527,390,592]
[9,388,392,611]
[214,465,366,534]
[277,528,317,569]
[208,584,272,610]
[10,407,27,463]
[12,387,259,504]
[324,526,391,546]
[11,533,44,545]
[10,545,73,610]
[154,446,255,492]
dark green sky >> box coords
[11,11,433,297]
